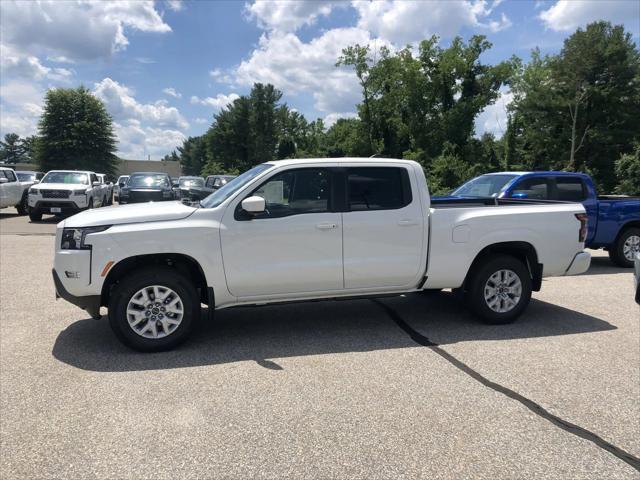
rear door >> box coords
[220,167,343,297]
[342,166,424,289]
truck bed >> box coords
[431,197,571,208]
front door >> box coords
[220,167,343,297]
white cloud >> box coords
[0,0,172,62]
[1,43,74,81]
[166,0,184,12]
[353,0,512,45]
[539,0,640,33]
[232,28,382,114]
[194,117,209,124]
[0,82,44,138]
[162,87,182,98]
[92,78,189,158]
[474,90,513,138]
[190,93,240,110]
[94,78,189,130]
[245,1,341,32]
[324,112,358,128]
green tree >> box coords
[20,136,38,163]
[36,86,118,174]
[177,136,207,175]
[0,133,25,164]
[510,22,640,191]
[615,144,640,195]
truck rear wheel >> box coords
[466,255,532,325]
[108,266,200,351]
[609,227,640,268]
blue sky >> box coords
[1,0,638,159]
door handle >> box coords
[398,219,419,226]
[316,223,337,230]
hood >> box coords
[33,182,88,190]
[64,201,196,227]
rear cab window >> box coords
[555,177,587,201]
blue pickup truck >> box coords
[446,171,640,267]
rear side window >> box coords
[555,177,586,201]
[510,177,549,200]
[347,167,412,211]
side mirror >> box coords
[118,182,125,187]
[33,179,40,184]
[92,181,100,187]
[241,195,266,214]
[0,178,7,184]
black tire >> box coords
[465,255,532,325]
[28,209,42,222]
[16,192,28,215]
[108,266,200,352]
[608,227,640,268]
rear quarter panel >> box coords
[591,199,640,247]
[424,204,585,289]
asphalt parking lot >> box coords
[1,206,639,479]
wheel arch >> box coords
[101,253,211,308]
[463,241,542,292]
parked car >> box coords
[634,253,640,305]
[52,158,590,351]
[114,175,129,202]
[177,176,205,199]
[118,172,175,204]
[16,170,45,182]
[0,166,31,215]
[27,170,105,221]
[187,174,237,201]
[96,174,113,206]
[441,171,640,268]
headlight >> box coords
[72,189,88,195]
[61,226,111,250]
[28,188,39,195]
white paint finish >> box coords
[452,224,471,243]
[0,167,24,208]
[52,157,590,313]
[220,211,344,297]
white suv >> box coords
[28,170,105,221]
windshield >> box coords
[201,164,273,208]
[16,172,35,181]
[452,174,518,197]
[41,172,89,185]
[127,174,169,188]
[179,177,204,187]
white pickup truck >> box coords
[0,166,31,215]
[28,170,106,221]
[53,158,591,351]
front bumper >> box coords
[29,199,84,212]
[565,251,591,276]
[53,269,102,319]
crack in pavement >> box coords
[370,298,640,473]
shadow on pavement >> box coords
[580,254,630,276]
[52,292,616,373]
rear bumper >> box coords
[52,269,102,319]
[565,251,591,276]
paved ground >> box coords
[1,207,639,479]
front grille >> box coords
[41,189,71,199]
[129,190,164,202]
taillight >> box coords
[575,213,588,243]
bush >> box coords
[614,145,640,195]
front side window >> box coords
[555,177,586,201]
[510,177,550,200]
[250,168,330,218]
[201,164,273,208]
[41,172,89,185]
[347,167,411,211]
[4,170,17,182]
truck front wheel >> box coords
[466,255,532,325]
[609,227,640,268]
[28,209,42,222]
[108,267,200,351]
